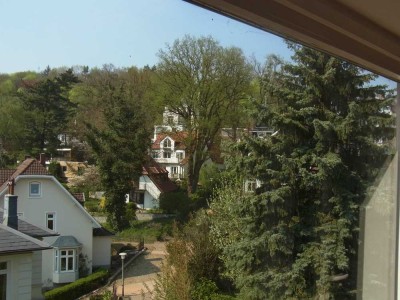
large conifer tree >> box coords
[210,44,395,299]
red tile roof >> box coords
[72,192,85,204]
[152,132,188,150]
[0,159,49,192]
[142,157,178,194]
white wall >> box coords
[92,237,112,268]
[0,253,33,300]
[0,177,98,287]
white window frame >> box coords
[46,212,56,231]
[163,138,172,149]
[29,181,41,198]
[58,249,76,273]
[163,151,171,158]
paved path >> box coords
[112,242,166,299]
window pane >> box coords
[67,257,73,271]
[60,258,66,271]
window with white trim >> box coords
[60,249,75,272]
[163,151,171,158]
[46,212,56,231]
[29,182,41,197]
[163,138,171,148]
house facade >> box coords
[134,157,178,209]
[151,132,187,181]
[0,159,113,289]
[0,193,56,300]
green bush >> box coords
[192,278,218,300]
[210,294,237,300]
[44,268,109,300]
[159,189,189,216]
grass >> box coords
[113,217,175,243]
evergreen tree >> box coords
[19,68,79,154]
[86,74,150,231]
[210,44,395,299]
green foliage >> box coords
[18,68,79,154]
[155,211,228,299]
[86,71,150,231]
[44,268,109,300]
[116,218,174,243]
[89,290,113,300]
[192,278,218,300]
[157,35,252,194]
[159,189,189,215]
[210,45,395,299]
[125,202,137,221]
[48,161,63,181]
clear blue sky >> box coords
[0,0,395,87]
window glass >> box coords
[59,249,75,272]
[29,182,41,197]
[46,213,55,230]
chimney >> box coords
[39,153,46,166]
[3,194,18,230]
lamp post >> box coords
[119,252,127,297]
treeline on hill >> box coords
[0,36,396,299]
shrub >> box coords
[44,268,109,300]
[159,189,189,216]
[192,278,218,300]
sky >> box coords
[0,0,395,88]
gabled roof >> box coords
[0,223,51,254]
[93,227,114,237]
[0,158,49,192]
[142,157,178,194]
[142,156,169,176]
[152,132,188,150]
[148,174,178,194]
[0,159,102,230]
[0,210,58,238]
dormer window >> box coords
[29,182,41,197]
[163,138,172,149]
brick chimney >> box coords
[3,194,18,230]
[39,153,46,166]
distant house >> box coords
[0,193,57,300]
[0,158,113,289]
[133,157,178,209]
[151,131,187,180]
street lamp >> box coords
[119,252,127,297]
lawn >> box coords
[113,217,175,243]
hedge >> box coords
[44,268,109,300]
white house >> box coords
[0,158,113,289]
[151,132,187,180]
[0,193,57,300]
[134,157,178,209]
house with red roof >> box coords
[0,158,113,289]
[133,157,178,209]
[151,131,188,181]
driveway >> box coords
[112,242,166,299]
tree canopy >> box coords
[156,35,252,194]
[209,44,395,299]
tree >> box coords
[157,35,252,194]
[209,44,395,299]
[18,68,79,154]
[85,72,150,230]
[155,211,227,300]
